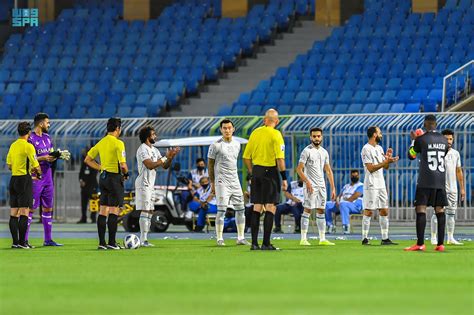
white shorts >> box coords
[446,191,457,213]
[363,188,388,210]
[135,187,154,211]
[215,185,244,211]
[303,186,326,210]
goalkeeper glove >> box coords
[49,149,71,161]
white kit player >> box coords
[360,126,398,246]
[431,129,465,245]
[208,119,249,246]
[296,127,336,246]
[135,126,179,247]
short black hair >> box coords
[425,114,436,122]
[367,126,378,139]
[196,158,205,164]
[18,121,31,136]
[310,127,323,134]
[350,169,359,174]
[107,117,121,132]
[139,125,154,143]
[33,112,49,126]
[442,129,454,136]
[220,119,234,128]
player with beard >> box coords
[135,126,179,246]
[296,127,336,246]
[28,113,70,247]
[360,126,399,246]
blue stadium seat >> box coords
[390,103,405,113]
[362,103,377,113]
[376,103,391,113]
[405,102,421,112]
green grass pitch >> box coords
[0,239,472,315]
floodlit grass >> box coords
[0,239,472,315]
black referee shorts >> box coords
[99,172,124,207]
[251,165,281,205]
[9,175,33,209]
[414,187,448,207]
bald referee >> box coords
[6,122,42,248]
[85,118,129,250]
[243,109,287,251]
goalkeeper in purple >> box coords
[27,113,70,247]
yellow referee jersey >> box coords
[87,135,126,173]
[243,126,285,167]
[6,139,40,176]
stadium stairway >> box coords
[171,20,332,117]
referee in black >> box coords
[6,122,42,248]
[243,109,288,250]
[405,114,449,252]
[84,118,129,250]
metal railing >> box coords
[1,112,473,222]
[442,60,474,111]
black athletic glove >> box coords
[49,151,61,158]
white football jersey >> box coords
[445,148,461,193]
[207,137,241,187]
[298,144,330,188]
[361,143,386,190]
[135,143,162,189]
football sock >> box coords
[316,213,326,240]
[446,213,455,240]
[262,211,274,246]
[251,211,261,246]
[436,212,446,246]
[216,211,225,241]
[235,209,246,240]
[9,216,19,245]
[18,215,28,246]
[379,215,389,239]
[301,212,310,241]
[139,212,150,242]
[362,215,371,239]
[107,214,118,246]
[416,212,426,246]
[42,212,53,242]
[25,212,33,242]
[430,214,438,240]
[97,215,107,246]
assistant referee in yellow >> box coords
[6,122,42,249]
[243,109,288,251]
[85,117,129,250]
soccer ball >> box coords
[123,234,140,249]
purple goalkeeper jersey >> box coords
[28,131,54,181]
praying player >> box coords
[28,113,70,247]
[406,115,449,252]
[135,126,179,247]
[208,119,249,246]
[296,127,336,246]
[360,126,399,246]
[430,129,465,246]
